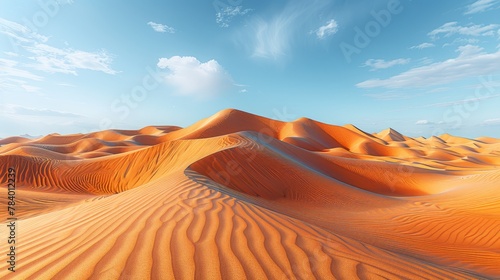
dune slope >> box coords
[1,109,499,279]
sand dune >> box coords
[1,109,499,279]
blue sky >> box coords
[1,0,500,138]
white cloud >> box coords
[429,22,499,39]
[0,57,42,92]
[147,21,175,33]
[25,43,117,75]
[357,45,500,89]
[456,44,483,57]
[57,83,75,87]
[410,43,435,49]
[416,57,434,65]
[465,0,499,14]
[0,17,117,92]
[364,58,410,71]
[216,6,251,28]
[4,51,18,57]
[315,19,338,39]
[250,17,290,59]
[416,120,434,125]
[0,58,43,81]
[0,17,48,44]
[482,118,500,125]
[442,37,480,48]
[416,120,447,126]
[239,0,330,59]
[157,56,235,98]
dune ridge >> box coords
[1,109,499,279]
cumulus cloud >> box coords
[157,56,235,98]
[410,42,435,49]
[363,58,410,71]
[464,0,499,14]
[147,21,175,33]
[315,19,338,39]
[216,6,251,27]
[428,22,499,39]
[357,45,500,89]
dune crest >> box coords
[1,108,499,279]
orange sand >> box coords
[1,109,499,279]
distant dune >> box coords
[1,109,499,279]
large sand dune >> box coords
[1,109,499,279]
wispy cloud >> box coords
[464,0,499,14]
[0,17,117,93]
[429,22,499,39]
[157,56,235,98]
[416,120,438,125]
[56,83,75,87]
[364,92,413,100]
[415,57,434,65]
[216,6,251,28]
[392,93,500,113]
[363,58,410,71]
[1,104,88,136]
[0,58,43,81]
[0,17,48,44]
[315,19,338,39]
[4,104,84,118]
[410,42,435,49]
[442,37,480,48]
[239,0,330,59]
[0,57,43,93]
[357,45,500,89]
[25,43,117,75]
[416,120,429,125]
[20,85,40,93]
[147,21,175,33]
[482,118,500,126]
[4,51,18,57]
[429,94,500,108]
